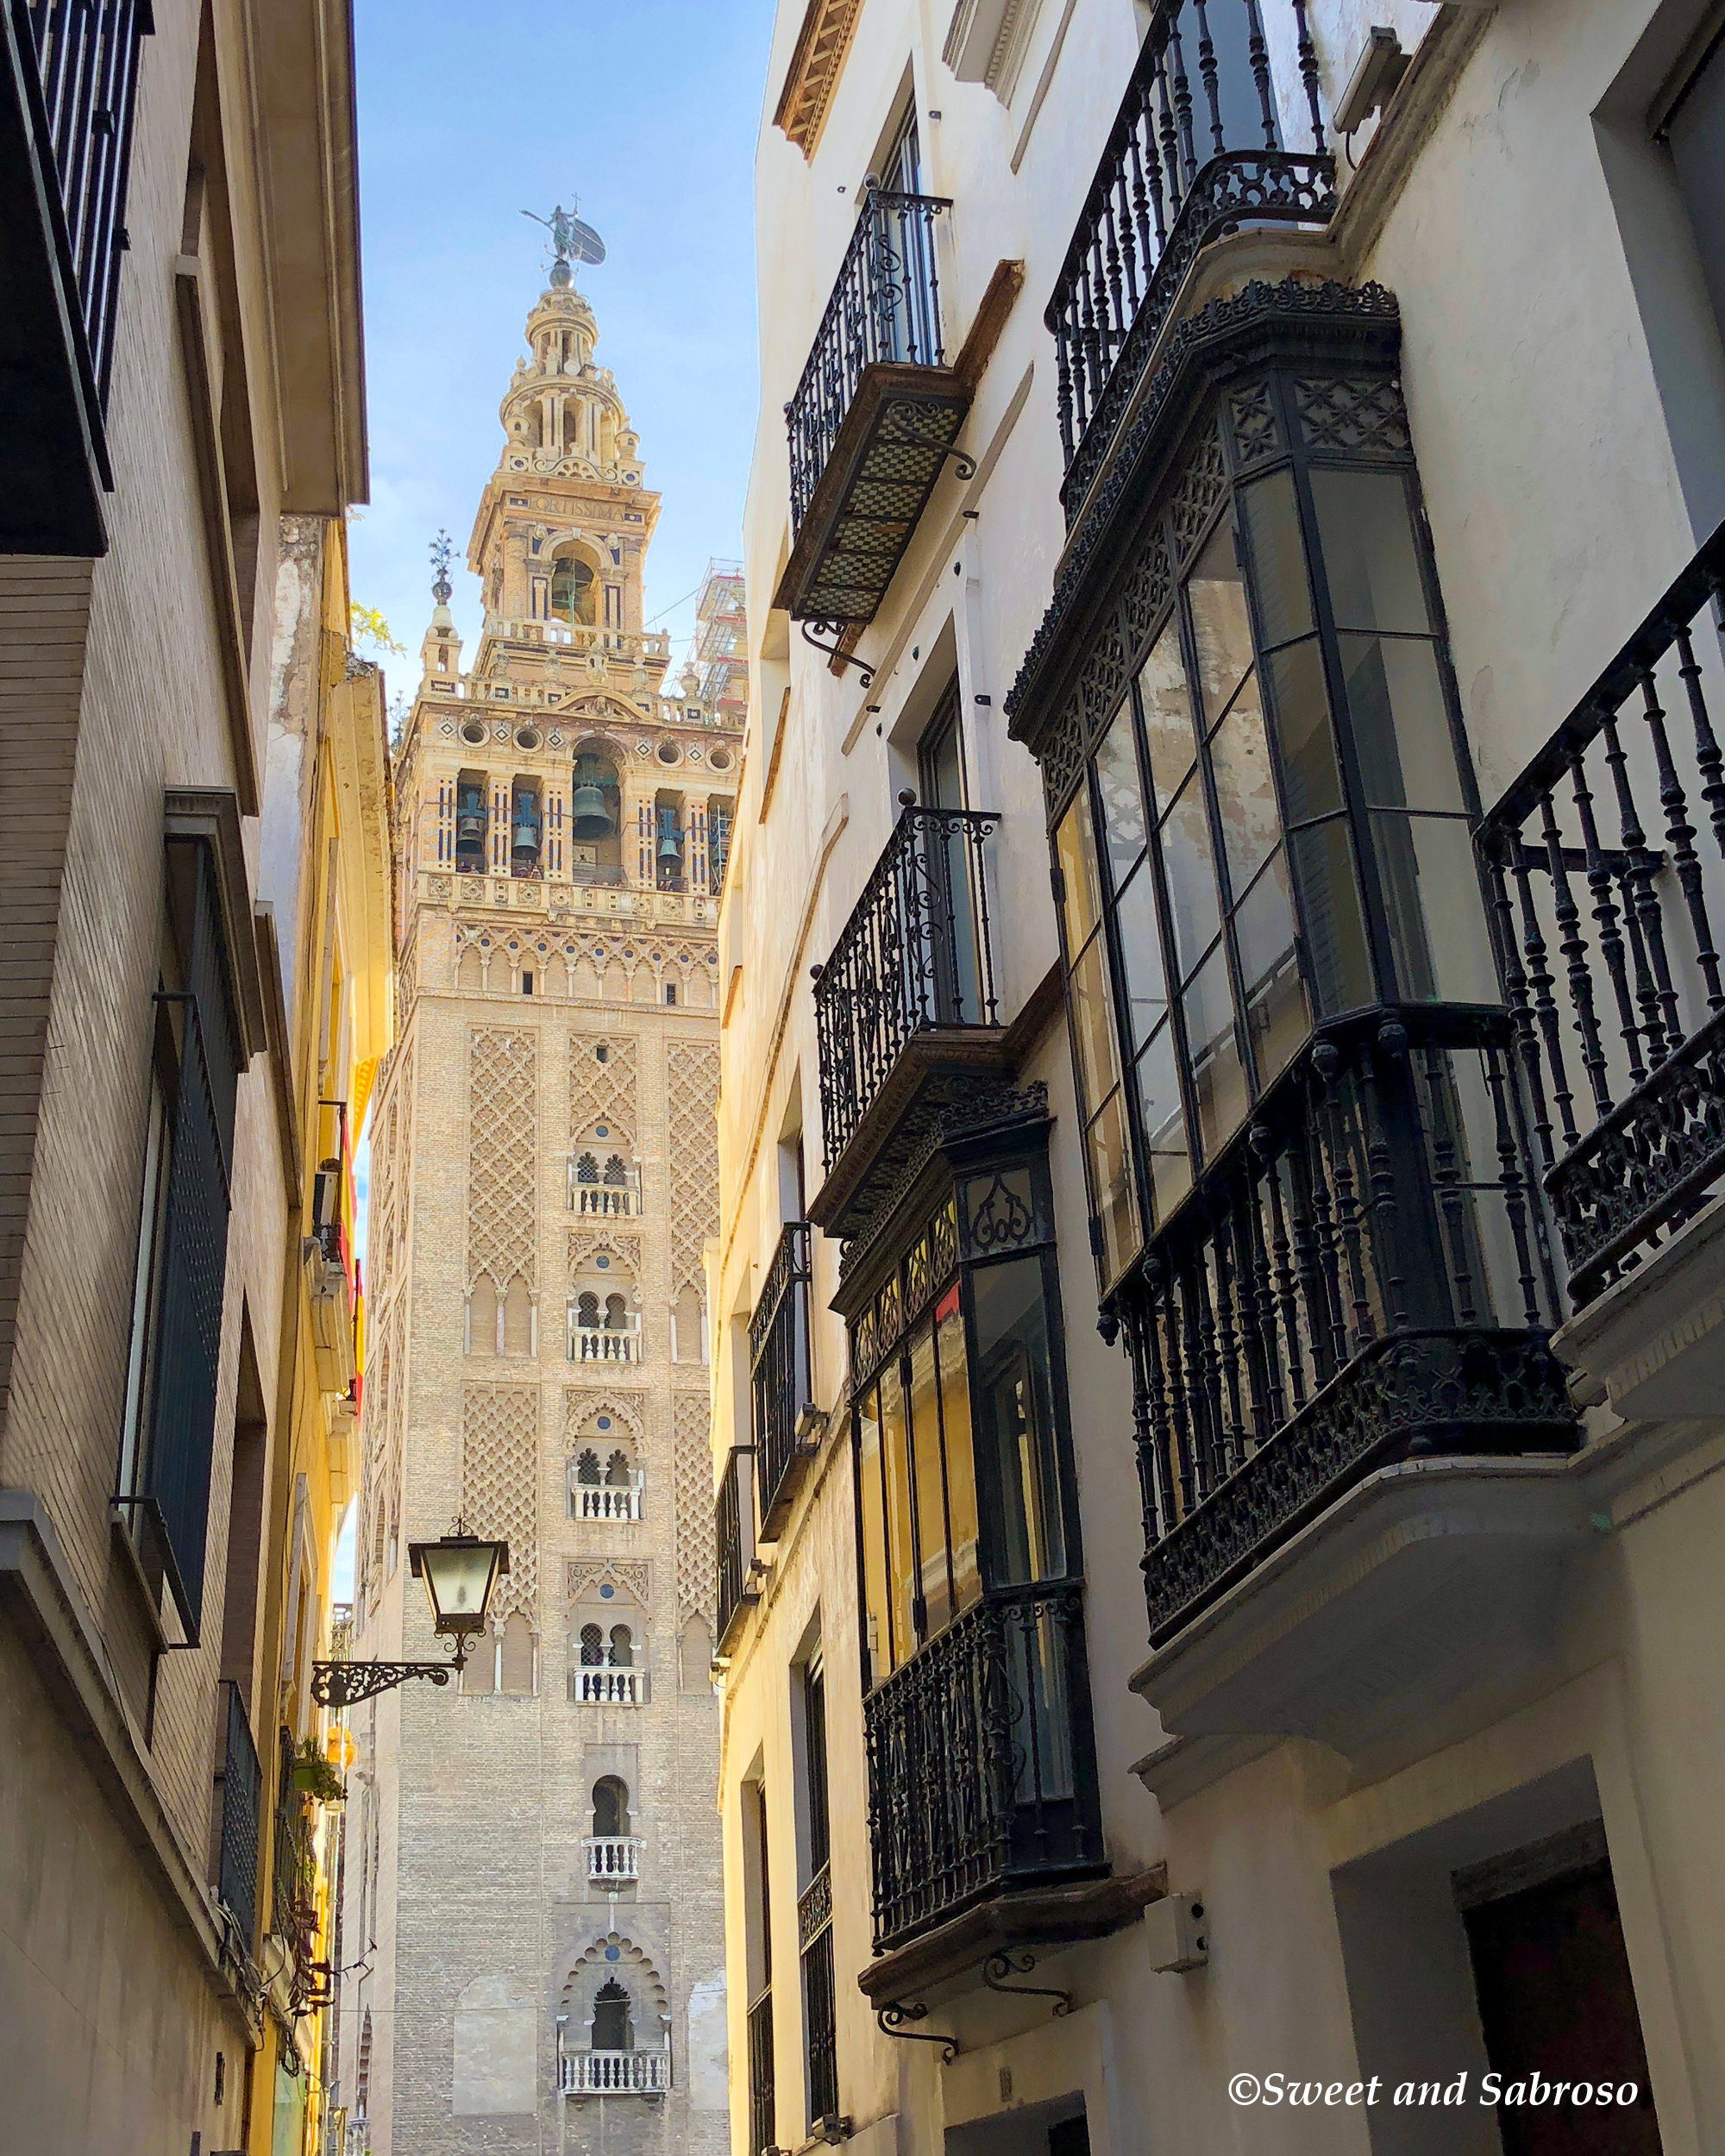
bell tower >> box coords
[353,215,743,2156]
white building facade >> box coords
[712,4,1725,2156]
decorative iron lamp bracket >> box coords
[310,1655,460,1710]
[876,2001,957,2062]
[800,619,875,686]
[981,1948,1074,2017]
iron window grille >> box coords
[14,0,153,449]
[113,834,246,1639]
[751,1220,814,1537]
[715,1446,756,1652]
[747,1989,775,2156]
[215,1677,262,1951]
[799,1658,838,2128]
[846,1115,1104,1949]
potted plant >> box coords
[288,1735,347,1804]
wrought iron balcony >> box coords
[862,1580,1104,1951]
[775,187,971,629]
[2,0,150,551]
[812,803,1007,1238]
[715,1446,756,1654]
[214,1680,262,1951]
[1123,1018,1578,1647]
[1476,523,1725,1310]
[1046,0,1333,520]
[750,1221,815,1538]
[559,2049,670,2096]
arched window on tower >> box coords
[575,1449,602,1486]
[551,555,596,627]
[580,1622,605,1666]
[593,1775,630,1839]
[592,1978,633,2053]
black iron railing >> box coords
[1477,526,1725,1307]
[862,1581,1101,1950]
[813,804,999,1176]
[16,0,151,419]
[271,1728,317,1984]
[787,187,950,533]
[800,1896,837,2125]
[751,1222,814,1535]
[747,1989,775,2156]
[715,1447,753,1651]
[1121,1018,1578,1645]
[215,1680,261,1950]
[1046,0,1333,513]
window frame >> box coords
[1047,377,1495,1295]
[846,1119,1083,1692]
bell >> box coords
[657,830,681,862]
[570,783,614,841]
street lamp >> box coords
[310,1520,509,1709]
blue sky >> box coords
[335,2,776,1595]
[347,0,777,701]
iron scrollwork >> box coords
[981,1949,1075,2017]
[310,1658,455,1710]
[801,619,875,685]
[876,2001,957,2063]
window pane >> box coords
[1182,946,1249,1156]
[1162,772,1222,980]
[1310,468,1432,635]
[1066,936,1120,1112]
[1240,468,1314,648]
[1113,860,1168,1049]
[907,1321,952,1639]
[1234,852,1308,1086]
[1265,638,1342,824]
[1086,1089,1140,1283]
[1340,636,1466,812]
[971,1257,1066,1586]
[1138,619,1198,813]
[1371,814,1500,1003]
[935,1286,981,1615]
[1187,522,1254,724]
[880,1361,919,1658]
[1054,791,1102,956]
[1136,1021,1191,1221]
[1094,701,1147,887]
[1208,671,1282,894]
[856,1388,893,1684]
[1288,818,1376,1014]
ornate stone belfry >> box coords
[342,225,741,2156]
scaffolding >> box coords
[686,558,748,722]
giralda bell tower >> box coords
[337,207,743,2156]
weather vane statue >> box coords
[430,529,453,605]
[522,195,606,289]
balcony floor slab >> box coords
[1131,1457,1594,1768]
[856,1867,1167,2006]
